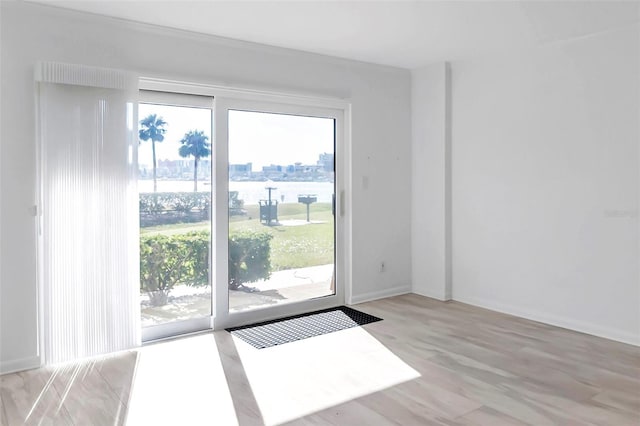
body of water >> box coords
[139,180,334,206]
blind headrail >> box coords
[35,61,136,90]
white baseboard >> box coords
[0,355,41,375]
[453,294,640,347]
[412,288,451,302]
[350,285,411,305]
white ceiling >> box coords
[27,0,640,69]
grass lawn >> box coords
[141,203,334,271]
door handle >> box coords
[332,193,336,216]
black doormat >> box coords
[226,306,382,349]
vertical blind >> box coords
[36,62,140,363]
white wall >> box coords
[411,63,452,300]
[0,2,412,372]
[450,24,640,345]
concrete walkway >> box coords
[229,263,334,312]
[249,264,333,291]
[141,264,335,325]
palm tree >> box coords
[178,130,211,192]
[139,114,167,192]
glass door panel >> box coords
[138,98,213,340]
[227,110,336,313]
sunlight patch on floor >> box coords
[126,335,238,426]
[235,326,421,425]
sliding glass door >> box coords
[214,98,345,329]
[136,84,346,338]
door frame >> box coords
[138,89,215,342]
[139,78,353,333]
[214,97,349,330]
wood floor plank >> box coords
[591,389,640,415]
[0,293,638,425]
[454,406,528,426]
[0,367,73,426]
[94,351,139,409]
[0,390,8,426]
[49,360,128,426]
[294,398,397,426]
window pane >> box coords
[227,110,336,313]
[138,103,212,327]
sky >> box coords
[138,103,211,169]
[138,104,334,171]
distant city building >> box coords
[141,153,333,181]
[262,164,283,173]
[145,158,212,179]
[227,153,334,182]
[317,152,334,172]
[198,160,211,178]
[156,159,189,178]
[230,163,252,174]
[229,163,253,181]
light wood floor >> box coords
[1,294,639,425]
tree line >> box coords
[139,114,211,192]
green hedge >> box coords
[140,229,272,306]
[229,230,273,290]
[140,192,210,215]
[139,191,245,227]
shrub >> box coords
[172,192,204,214]
[140,229,272,305]
[139,192,211,227]
[140,233,193,306]
[139,191,248,226]
[140,192,211,214]
[228,230,273,290]
[139,193,166,215]
[183,232,210,287]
